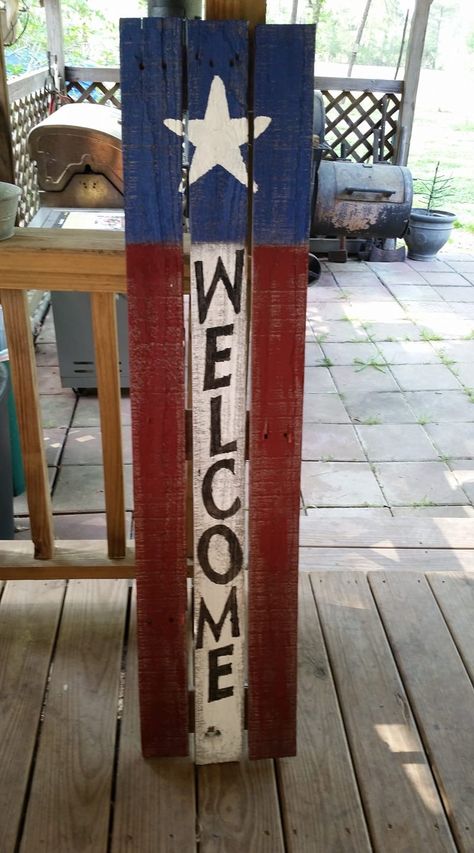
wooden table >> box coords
[0,569,472,851]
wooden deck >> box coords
[1,568,473,852]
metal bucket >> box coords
[148,0,202,16]
[0,182,20,241]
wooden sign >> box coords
[121,17,315,764]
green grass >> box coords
[410,497,436,508]
[361,416,381,425]
[353,357,387,373]
[420,329,443,342]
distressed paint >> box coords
[120,17,189,757]
[186,21,249,764]
[248,24,315,760]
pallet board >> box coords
[248,24,315,760]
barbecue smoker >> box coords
[311,91,413,258]
[28,104,129,389]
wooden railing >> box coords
[0,228,134,579]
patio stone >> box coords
[444,261,474,273]
[356,424,438,461]
[420,272,468,286]
[425,423,474,458]
[62,426,133,465]
[311,283,344,302]
[312,302,351,320]
[338,285,393,302]
[304,367,336,393]
[35,343,59,366]
[321,341,380,365]
[301,461,385,507]
[73,395,132,427]
[346,302,408,322]
[366,321,421,341]
[462,273,474,285]
[53,464,134,511]
[305,342,324,366]
[404,390,474,423]
[302,423,365,461]
[406,259,450,272]
[391,506,474,517]
[345,391,417,424]
[304,506,392,517]
[451,364,474,388]
[373,461,467,506]
[37,367,74,396]
[40,394,76,428]
[311,320,369,343]
[449,460,474,501]
[390,364,460,391]
[332,271,380,287]
[326,260,368,272]
[303,393,350,424]
[434,287,474,303]
[371,266,426,285]
[36,313,56,343]
[43,428,67,466]
[330,364,398,394]
[14,468,56,515]
[387,284,442,302]
[376,341,439,364]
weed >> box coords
[353,357,387,373]
[463,330,474,340]
[438,349,456,369]
[361,416,381,425]
[321,455,334,462]
[319,356,333,368]
[420,328,443,342]
[417,415,430,425]
[410,497,436,508]
[438,454,452,464]
[464,388,474,403]
[315,332,328,344]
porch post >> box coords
[398,0,434,164]
[42,0,65,90]
[0,37,14,184]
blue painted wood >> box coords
[187,20,249,244]
[120,17,183,246]
[253,24,315,246]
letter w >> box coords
[194,249,244,324]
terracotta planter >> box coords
[404,207,456,261]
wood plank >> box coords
[314,75,404,93]
[1,289,54,559]
[111,592,196,853]
[0,580,65,852]
[0,228,126,281]
[248,24,315,760]
[65,65,121,83]
[198,760,285,852]
[277,574,372,852]
[427,572,474,683]
[187,19,249,765]
[398,0,434,163]
[311,572,456,852]
[205,0,266,29]
[300,516,474,550]
[0,540,134,579]
[91,292,126,559]
[120,16,189,757]
[21,579,128,852]
[369,571,474,851]
[299,546,474,572]
[7,67,49,102]
[43,0,65,85]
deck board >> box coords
[20,579,128,853]
[0,580,65,852]
[277,574,372,852]
[0,570,472,851]
[369,572,474,852]
[111,593,196,853]
[311,572,456,853]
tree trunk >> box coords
[347,0,372,77]
[290,0,298,24]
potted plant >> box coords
[404,162,456,260]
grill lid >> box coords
[28,103,123,194]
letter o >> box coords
[197,524,243,585]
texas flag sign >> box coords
[120,17,315,764]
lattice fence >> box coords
[66,80,121,107]
[9,82,50,226]
[318,87,402,164]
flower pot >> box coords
[0,182,21,241]
[404,208,456,261]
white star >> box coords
[164,75,271,192]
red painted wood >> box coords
[248,245,307,759]
[127,243,188,757]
